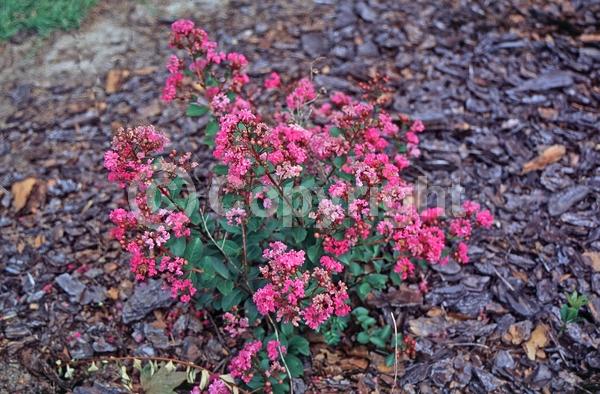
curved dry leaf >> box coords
[522,145,566,174]
[11,177,37,211]
[524,324,549,361]
[583,252,600,272]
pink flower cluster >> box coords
[105,126,197,303]
[253,242,350,329]
[223,310,249,338]
[228,340,286,389]
[104,126,168,188]
[228,340,261,383]
[163,19,250,102]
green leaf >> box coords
[560,304,568,322]
[288,336,310,356]
[221,240,240,257]
[216,278,234,296]
[356,332,370,344]
[186,103,209,117]
[349,262,363,276]
[307,244,321,263]
[184,237,203,264]
[369,336,386,348]
[357,282,371,300]
[281,323,294,337]
[378,325,392,340]
[211,258,230,279]
[333,155,346,168]
[221,288,244,311]
[287,227,307,244]
[205,119,219,136]
[283,354,304,377]
[352,307,369,316]
[141,364,187,394]
[366,273,388,289]
[170,237,187,257]
[213,164,228,175]
[329,127,342,137]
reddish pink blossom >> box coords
[228,340,262,383]
[320,256,344,273]
[394,257,415,280]
[165,212,190,237]
[462,200,481,216]
[449,218,472,238]
[171,19,195,34]
[476,210,494,228]
[286,78,316,110]
[264,72,281,89]
[455,242,469,264]
[266,340,286,361]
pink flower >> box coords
[253,285,277,315]
[320,256,344,273]
[207,380,230,394]
[165,212,190,237]
[394,257,415,280]
[449,218,472,238]
[225,207,246,225]
[171,19,195,34]
[476,209,494,228]
[455,242,469,264]
[286,78,316,110]
[228,340,262,383]
[166,55,181,74]
[266,340,286,361]
[264,72,281,89]
[410,119,425,133]
[462,200,480,216]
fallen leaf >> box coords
[11,177,37,211]
[537,107,557,120]
[582,252,600,272]
[524,324,549,360]
[106,287,119,300]
[105,69,131,94]
[339,357,369,370]
[367,285,423,307]
[30,234,45,249]
[580,33,600,43]
[504,321,532,345]
[522,145,566,174]
[133,66,158,76]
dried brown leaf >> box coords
[11,177,37,211]
[521,145,566,174]
[524,324,549,361]
[583,252,600,272]
[105,69,130,94]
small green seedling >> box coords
[560,291,588,324]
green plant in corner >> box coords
[560,291,588,326]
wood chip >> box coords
[11,177,37,211]
[580,33,600,43]
[105,69,131,94]
[582,252,600,272]
[521,145,566,174]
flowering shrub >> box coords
[105,19,494,393]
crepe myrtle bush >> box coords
[104,19,494,393]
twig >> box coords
[447,342,489,349]
[267,315,294,394]
[200,209,241,272]
[390,312,399,394]
[74,355,207,371]
[492,266,515,292]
